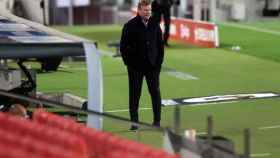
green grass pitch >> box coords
[35,21,280,157]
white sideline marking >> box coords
[258,125,280,130]
[221,23,280,36]
[99,50,115,57]
[106,107,152,113]
[163,67,199,80]
[106,101,236,113]
[165,71,199,80]
[62,67,87,71]
[197,132,207,135]
[59,65,87,71]
[251,153,271,157]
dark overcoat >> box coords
[120,15,164,71]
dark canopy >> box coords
[0,15,84,59]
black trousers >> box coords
[152,2,171,44]
[127,66,162,124]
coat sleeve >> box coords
[156,25,164,66]
[120,23,131,66]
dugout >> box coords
[0,7,103,129]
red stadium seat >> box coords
[32,110,180,158]
[0,112,88,158]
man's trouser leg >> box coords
[128,67,144,123]
[145,68,161,125]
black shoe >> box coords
[152,122,160,127]
[129,125,139,131]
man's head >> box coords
[137,0,152,21]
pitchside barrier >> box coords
[131,8,219,48]
[166,17,219,48]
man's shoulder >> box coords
[125,16,139,26]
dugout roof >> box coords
[0,13,88,59]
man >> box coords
[120,0,164,130]
[152,0,173,47]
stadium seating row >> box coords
[0,112,87,158]
[0,110,180,158]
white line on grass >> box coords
[258,125,280,130]
[106,107,152,113]
[251,153,271,157]
[105,101,237,113]
[163,67,199,80]
[59,65,87,71]
[196,132,207,135]
[61,67,87,71]
[99,50,115,57]
[221,23,280,36]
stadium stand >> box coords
[33,109,180,158]
[0,110,179,158]
[0,112,88,158]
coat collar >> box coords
[136,14,155,27]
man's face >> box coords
[138,4,152,21]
